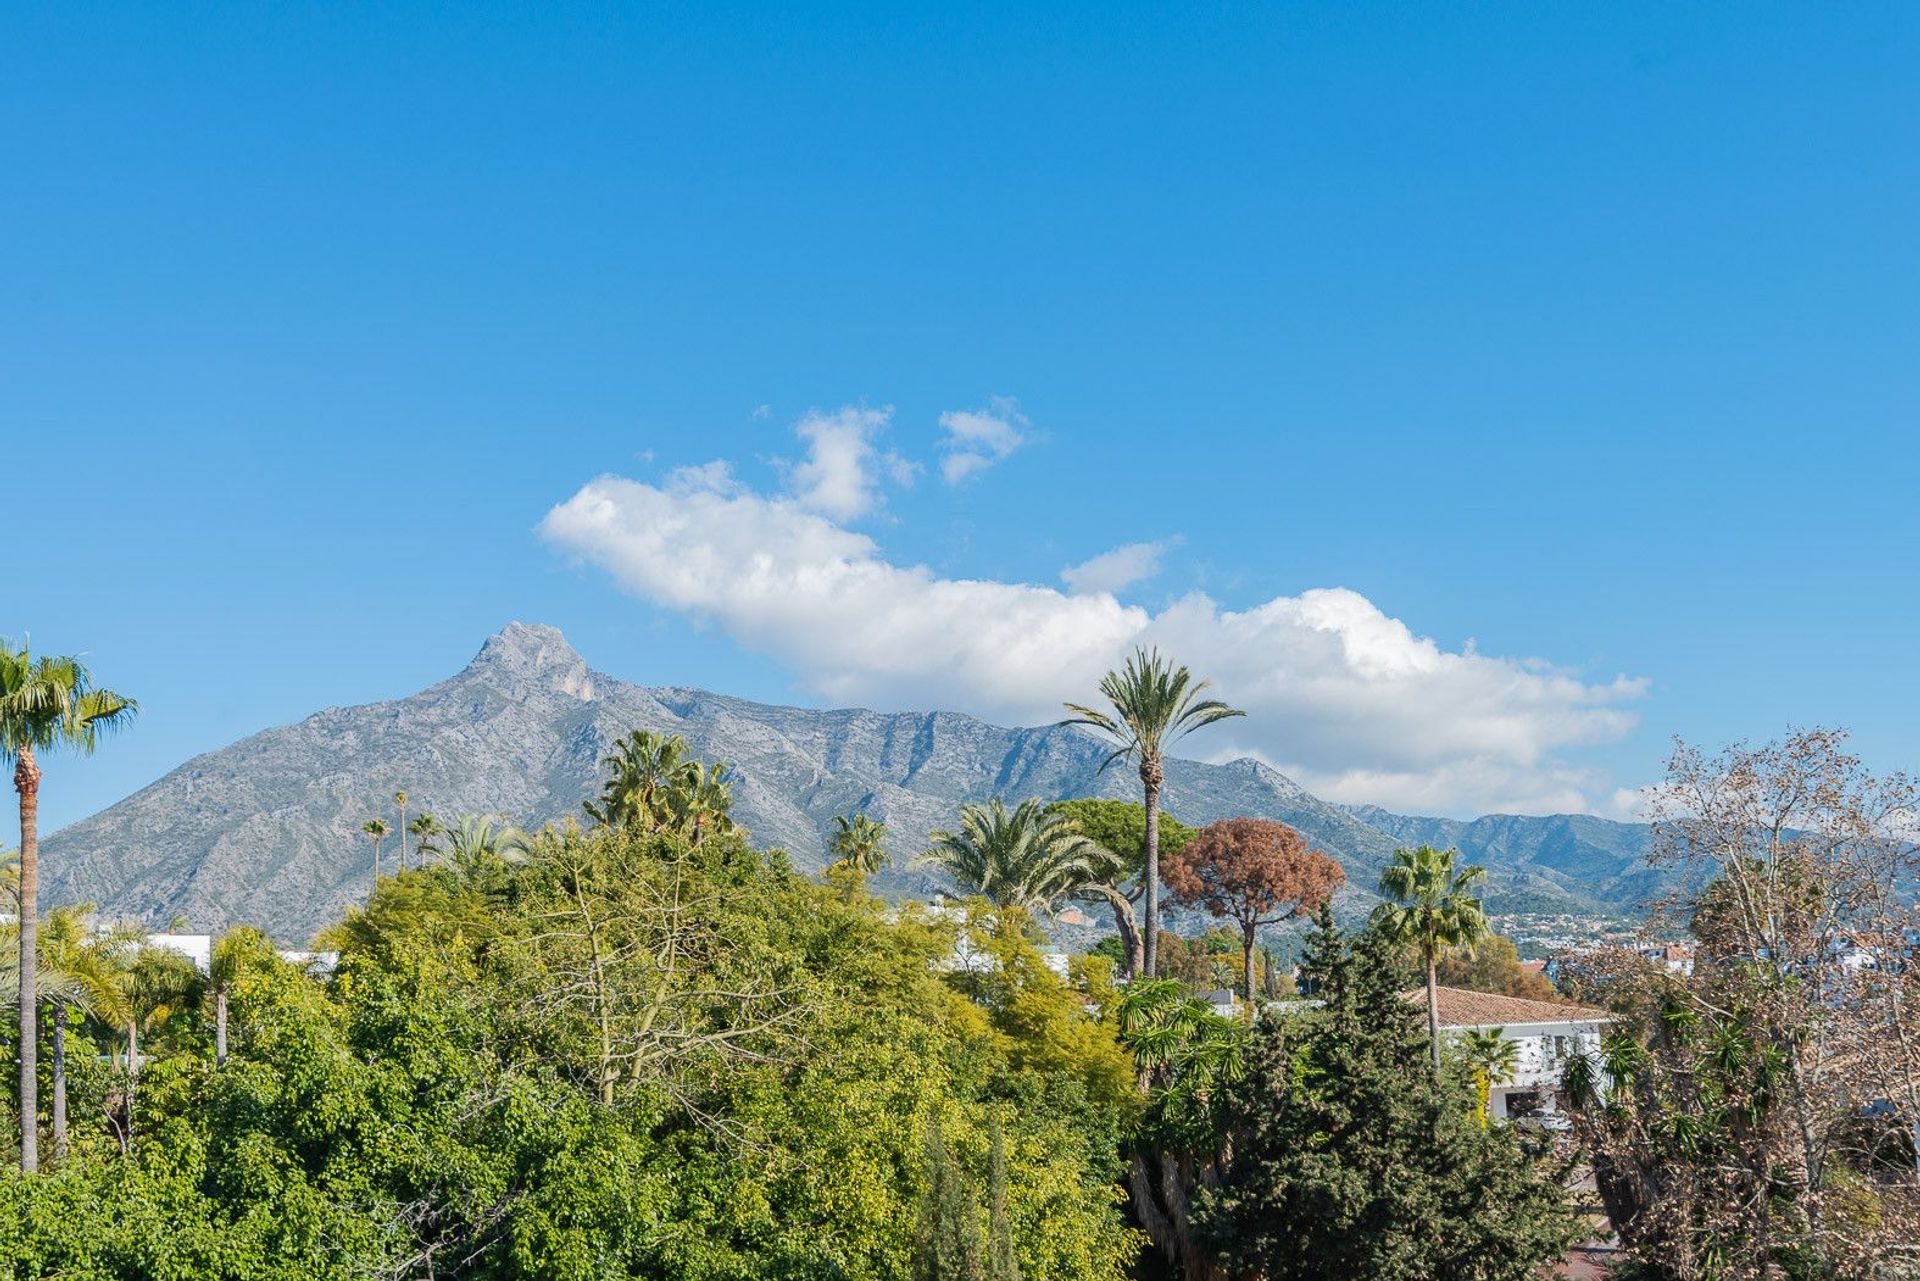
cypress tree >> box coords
[985,1113,1022,1281]
[1192,907,1579,1280]
[914,1112,984,1281]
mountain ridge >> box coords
[43,622,1663,941]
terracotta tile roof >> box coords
[1402,985,1615,1029]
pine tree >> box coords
[1192,907,1579,1281]
[985,1113,1021,1281]
[913,1113,984,1281]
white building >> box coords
[1420,986,1614,1123]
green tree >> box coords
[1457,1027,1520,1125]
[917,799,1103,916]
[393,789,409,868]
[668,757,735,843]
[33,905,130,1163]
[1192,911,1578,1280]
[829,812,890,877]
[440,812,532,883]
[208,926,276,1067]
[583,728,695,830]
[0,641,136,1171]
[1435,932,1555,1001]
[1371,844,1489,1069]
[985,1113,1022,1281]
[1061,648,1243,978]
[1048,799,1196,978]
[914,1112,983,1281]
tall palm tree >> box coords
[1459,1026,1520,1124]
[829,813,890,877]
[407,812,442,867]
[208,926,275,1067]
[1371,843,1490,1070]
[584,729,696,831]
[110,947,202,1154]
[1061,648,1242,977]
[916,798,1103,917]
[0,641,136,1171]
[362,818,391,897]
[394,790,409,869]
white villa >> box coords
[1421,986,1614,1123]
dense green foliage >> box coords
[1192,912,1579,1280]
[0,826,1142,1279]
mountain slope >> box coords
[43,623,1663,941]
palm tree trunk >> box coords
[215,984,229,1067]
[15,744,40,1174]
[50,1001,66,1165]
[1425,947,1442,1070]
[124,1017,138,1153]
[1141,755,1163,979]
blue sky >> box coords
[5,3,1916,831]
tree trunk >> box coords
[1088,884,1143,978]
[215,984,229,1067]
[1141,755,1163,979]
[50,1001,66,1166]
[15,744,40,1173]
[125,1018,139,1153]
[1425,948,1442,1070]
[1241,922,1258,1016]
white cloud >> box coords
[1061,540,1175,596]
[938,397,1028,484]
[541,466,1649,817]
[787,405,912,520]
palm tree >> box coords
[584,729,696,831]
[394,790,409,869]
[829,813,890,877]
[407,812,443,867]
[109,946,203,1154]
[1061,648,1243,977]
[0,641,136,1171]
[670,759,735,844]
[1371,843,1490,1070]
[35,906,134,1162]
[1459,1026,1520,1124]
[916,798,1103,917]
[362,818,391,897]
[209,926,275,1068]
[441,814,533,884]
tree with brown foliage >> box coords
[1435,934,1555,1001]
[1163,819,1343,1008]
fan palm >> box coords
[1459,1026,1520,1124]
[209,926,276,1067]
[0,641,136,1171]
[584,729,697,831]
[1371,843,1490,1069]
[407,812,443,867]
[361,818,391,898]
[829,813,890,877]
[35,906,134,1161]
[916,799,1103,917]
[111,946,203,1153]
[393,790,409,868]
[670,759,736,844]
[1061,648,1243,976]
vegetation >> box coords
[1061,648,1243,978]
[828,813,890,878]
[916,799,1103,917]
[1434,933,1555,1001]
[1161,818,1343,1007]
[1048,799,1196,979]
[1192,910,1581,1280]
[0,642,136,1173]
[1371,843,1490,1068]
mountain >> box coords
[43,622,1665,941]
[1345,806,1665,915]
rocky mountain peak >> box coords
[465,621,595,701]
